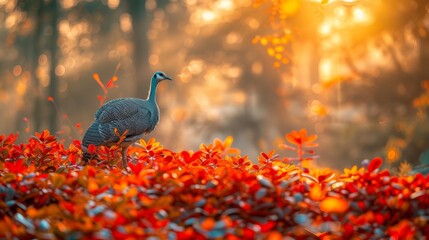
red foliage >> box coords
[0,130,428,239]
[280,128,318,165]
[4,159,27,174]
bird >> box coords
[81,71,172,167]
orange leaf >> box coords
[114,128,129,145]
[309,184,326,201]
[305,134,318,143]
[93,73,107,94]
[47,96,54,102]
[88,178,99,194]
[50,173,66,188]
[126,187,138,198]
[266,231,283,240]
[320,197,349,213]
[201,218,216,231]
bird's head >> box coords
[153,71,172,83]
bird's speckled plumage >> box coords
[82,71,172,166]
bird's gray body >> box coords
[82,98,159,148]
[81,71,172,166]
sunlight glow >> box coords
[217,0,234,10]
[187,59,204,75]
[120,14,132,33]
[247,18,260,29]
[233,91,246,104]
[226,32,241,45]
[320,60,332,79]
[252,62,263,75]
[38,54,48,65]
[279,0,300,17]
[55,65,65,76]
[226,66,242,78]
[308,0,333,3]
[202,11,216,22]
[149,54,159,66]
[5,12,20,29]
[319,22,332,35]
[353,7,369,23]
[62,0,77,9]
[13,65,22,76]
[146,0,157,11]
[16,79,28,96]
[309,100,328,117]
[107,0,120,9]
[387,148,400,162]
[335,7,346,18]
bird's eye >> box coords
[155,72,167,80]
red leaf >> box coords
[75,123,81,129]
[368,157,383,173]
[106,76,118,88]
[129,162,144,175]
[88,144,96,154]
[60,201,75,213]
[5,159,27,174]
[97,95,104,106]
[47,96,54,102]
[72,140,81,147]
[259,220,276,232]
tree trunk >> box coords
[48,0,59,133]
[419,35,429,74]
[32,1,44,132]
[127,0,151,98]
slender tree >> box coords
[125,0,150,99]
[47,0,60,133]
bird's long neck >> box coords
[147,78,158,102]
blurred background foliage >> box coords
[1,0,429,169]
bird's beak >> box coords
[165,76,173,81]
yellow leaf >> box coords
[27,207,40,218]
[224,136,234,148]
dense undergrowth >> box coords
[0,130,429,239]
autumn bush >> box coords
[1,129,429,239]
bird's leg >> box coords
[121,147,128,168]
